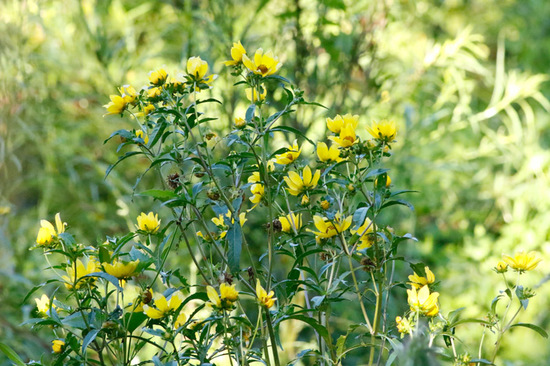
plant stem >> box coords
[265,309,281,366]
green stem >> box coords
[265,308,281,366]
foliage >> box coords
[1,0,550,365]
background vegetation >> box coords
[1,0,549,364]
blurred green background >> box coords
[1,0,550,364]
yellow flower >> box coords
[396,316,412,337]
[495,261,508,273]
[326,114,359,134]
[301,195,310,206]
[242,48,281,77]
[283,166,321,196]
[135,129,149,144]
[136,104,155,117]
[119,85,137,104]
[329,121,357,148]
[256,280,276,309]
[408,266,436,289]
[308,213,352,239]
[62,258,99,290]
[187,56,208,79]
[503,250,542,272]
[187,56,216,88]
[275,140,302,165]
[224,41,247,66]
[36,213,66,247]
[407,285,439,317]
[316,142,342,163]
[102,259,139,279]
[366,119,397,142]
[250,183,265,204]
[350,217,374,250]
[235,117,246,128]
[35,294,56,315]
[375,174,391,188]
[174,312,188,329]
[149,68,168,85]
[136,212,161,234]
[143,292,184,319]
[320,200,330,210]
[212,212,247,228]
[206,283,239,310]
[245,85,267,102]
[279,212,302,233]
[52,339,65,354]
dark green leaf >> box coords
[227,222,242,274]
[82,329,100,354]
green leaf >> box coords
[105,151,143,178]
[123,312,148,333]
[270,126,315,145]
[0,342,25,366]
[82,329,100,354]
[139,189,177,202]
[227,222,242,274]
[283,314,330,344]
[245,104,256,122]
[85,272,122,291]
[510,323,548,338]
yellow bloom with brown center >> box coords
[316,142,342,163]
[245,85,267,102]
[503,250,542,272]
[350,217,374,250]
[102,259,139,279]
[149,68,168,85]
[407,285,439,317]
[36,213,66,247]
[143,292,184,319]
[242,48,281,77]
[35,294,56,315]
[275,140,302,165]
[329,121,357,148]
[408,266,436,289]
[135,129,149,144]
[62,258,99,290]
[308,213,352,239]
[136,212,161,234]
[224,41,247,66]
[283,166,321,196]
[279,212,302,233]
[256,280,276,309]
[207,283,239,310]
[52,339,65,354]
[367,119,397,142]
[326,114,359,134]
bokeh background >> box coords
[1,0,550,364]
